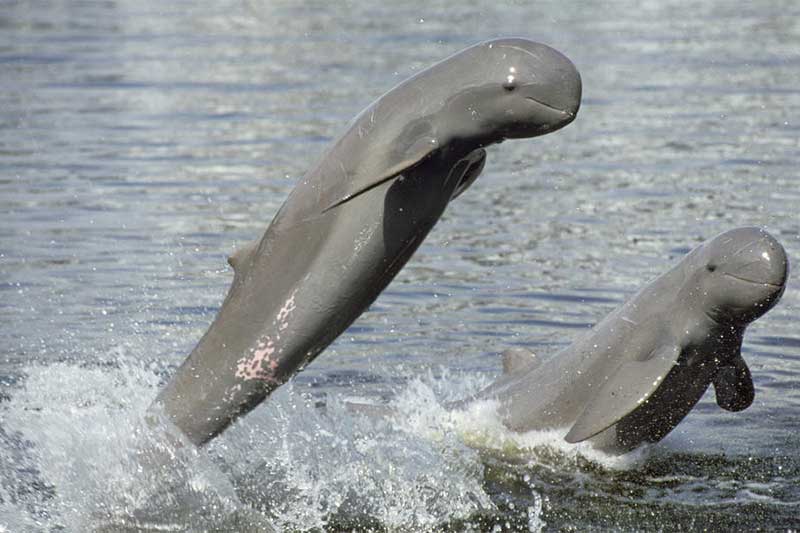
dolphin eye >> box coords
[707,264,717,272]
[503,73,517,92]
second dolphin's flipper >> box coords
[564,344,681,443]
[712,354,754,412]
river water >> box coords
[2,0,799,531]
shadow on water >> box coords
[486,451,800,532]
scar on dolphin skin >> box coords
[235,335,280,383]
[235,290,298,383]
[276,291,297,329]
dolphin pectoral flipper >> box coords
[502,347,539,374]
[321,155,432,213]
[564,344,681,443]
[713,354,754,412]
[450,149,487,200]
[322,118,441,213]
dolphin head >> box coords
[691,227,788,324]
[443,38,582,143]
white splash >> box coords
[212,379,497,531]
[0,356,274,532]
[1,352,648,532]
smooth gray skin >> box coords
[466,227,788,453]
[153,38,582,446]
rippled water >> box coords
[2,0,800,531]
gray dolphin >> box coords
[464,227,788,453]
[153,38,582,446]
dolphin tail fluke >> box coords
[564,343,681,443]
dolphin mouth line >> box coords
[723,272,783,288]
[524,96,574,118]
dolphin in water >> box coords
[153,38,582,445]
[461,227,788,453]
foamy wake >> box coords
[0,356,646,532]
[387,370,650,470]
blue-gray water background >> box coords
[1,0,799,531]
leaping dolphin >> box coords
[153,38,582,445]
[460,227,788,453]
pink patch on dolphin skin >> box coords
[234,290,299,384]
[235,336,280,383]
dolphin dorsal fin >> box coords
[502,348,539,374]
[227,240,259,274]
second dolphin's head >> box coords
[686,227,788,325]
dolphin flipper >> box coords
[321,117,441,212]
[450,149,487,200]
[565,343,681,443]
[502,347,540,374]
[712,354,754,412]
